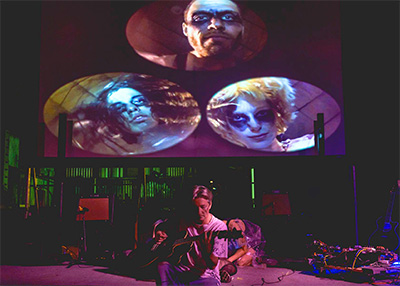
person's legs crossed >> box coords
[157,261,219,286]
[188,277,219,286]
[157,261,185,286]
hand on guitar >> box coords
[198,231,219,269]
[198,231,214,254]
[155,229,168,245]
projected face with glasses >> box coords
[182,0,244,59]
[226,97,279,150]
[125,0,267,71]
[43,73,201,156]
[107,87,158,134]
[207,77,315,152]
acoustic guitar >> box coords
[368,182,399,251]
[131,229,242,270]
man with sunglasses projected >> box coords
[153,0,244,71]
[179,0,244,70]
[143,0,244,71]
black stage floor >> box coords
[1,262,398,286]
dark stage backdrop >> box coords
[38,1,345,158]
[0,0,398,254]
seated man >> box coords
[156,185,228,286]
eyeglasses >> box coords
[227,109,275,129]
[130,95,150,107]
[110,96,150,113]
[189,11,242,25]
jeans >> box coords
[156,261,219,286]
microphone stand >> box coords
[78,208,89,262]
[81,210,88,261]
[67,208,89,267]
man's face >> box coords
[182,0,243,58]
[192,197,211,224]
[227,97,278,150]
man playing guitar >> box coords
[156,185,228,286]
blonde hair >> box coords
[207,77,296,146]
[192,185,213,203]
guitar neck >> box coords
[174,236,199,246]
[173,230,239,247]
[384,190,397,223]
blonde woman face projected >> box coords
[227,97,280,151]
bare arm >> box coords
[227,244,248,263]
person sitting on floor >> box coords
[129,218,180,280]
[219,218,267,283]
[155,185,228,286]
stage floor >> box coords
[0,263,389,286]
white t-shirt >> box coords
[177,215,228,283]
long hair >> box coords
[69,73,200,144]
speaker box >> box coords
[262,193,291,216]
[76,197,109,221]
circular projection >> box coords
[126,0,267,71]
[43,73,201,156]
[207,77,341,152]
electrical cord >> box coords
[251,269,296,285]
[352,247,372,269]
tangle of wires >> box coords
[308,239,398,270]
